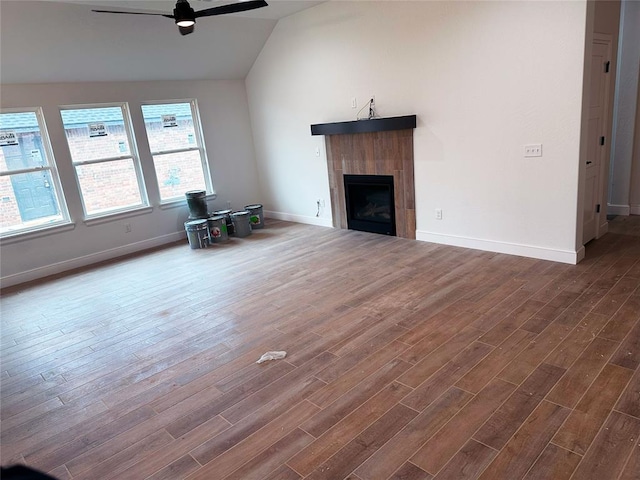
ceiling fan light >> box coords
[174,0,196,28]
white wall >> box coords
[1,80,261,286]
[246,0,588,263]
[609,0,640,215]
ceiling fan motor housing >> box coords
[174,0,196,26]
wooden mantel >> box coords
[311,115,417,239]
[310,115,417,136]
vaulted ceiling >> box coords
[0,0,325,84]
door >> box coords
[3,135,58,222]
[583,37,612,244]
[10,170,58,222]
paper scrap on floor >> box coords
[256,351,287,363]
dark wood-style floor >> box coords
[1,218,639,480]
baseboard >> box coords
[416,230,581,264]
[630,205,640,215]
[607,204,630,216]
[1,231,186,289]
[265,210,333,228]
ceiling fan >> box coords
[92,0,269,36]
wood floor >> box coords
[1,218,639,480]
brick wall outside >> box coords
[66,125,142,214]
[145,119,207,200]
[0,176,24,228]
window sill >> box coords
[0,222,76,245]
[84,206,153,226]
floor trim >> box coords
[265,210,333,228]
[0,231,185,289]
[416,230,580,264]
[608,204,631,216]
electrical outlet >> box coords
[435,208,442,220]
[368,95,376,118]
[124,223,132,233]
[524,144,542,157]
[226,200,231,209]
[319,199,325,208]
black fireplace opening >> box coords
[343,174,396,236]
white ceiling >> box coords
[0,0,325,84]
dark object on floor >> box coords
[1,465,58,480]
[184,219,210,249]
[185,190,209,219]
[231,211,252,237]
[213,209,235,235]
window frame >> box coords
[0,106,72,239]
[59,102,149,220]
[140,99,213,204]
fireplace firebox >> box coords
[343,174,396,236]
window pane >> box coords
[76,159,142,215]
[141,103,196,152]
[61,107,131,162]
[1,108,69,236]
[141,101,211,203]
[0,112,49,173]
[153,151,206,201]
[1,171,64,234]
[60,104,147,217]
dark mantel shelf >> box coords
[311,115,416,136]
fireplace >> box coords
[311,115,416,238]
[344,174,396,236]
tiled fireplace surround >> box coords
[312,116,417,239]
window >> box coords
[141,100,211,202]
[60,103,148,217]
[0,108,70,236]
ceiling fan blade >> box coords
[92,9,174,19]
[179,25,195,35]
[194,0,268,18]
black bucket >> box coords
[185,190,209,219]
[244,204,264,229]
[213,209,234,236]
[184,219,210,249]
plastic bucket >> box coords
[244,204,264,229]
[184,219,210,249]
[185,190,209,219]
[213,209,234,236]
[231,211,252,238]
[207,215,228,243]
